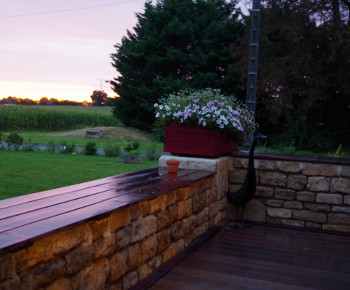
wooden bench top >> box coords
[0,167,214,253]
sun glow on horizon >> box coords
[0,81,116,102]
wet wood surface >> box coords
[150,224,350,290]
[0,167,214,253]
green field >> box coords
[29,105,114,115]
[0,151,158,200]
[0,105,120,131]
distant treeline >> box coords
[0,96,86,106]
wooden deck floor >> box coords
[149,224,350,290]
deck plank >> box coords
[149,224,350,290]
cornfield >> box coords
[0,106,122,131]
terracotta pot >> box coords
[166,159,180,173]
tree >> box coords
[90,90,108,106]
[39,97,49,105]
[236,0,350,148]
[110,0,245,129]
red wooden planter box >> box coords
[164,122,237,157]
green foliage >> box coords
[236,1,350,145]
[83,142,98,155]
[269,116,334,152]
[103,141,122,157]
[124,142,140,152]
[59,141,76,154]
[0,132,3,142]
[47,140,57,153]
[22,138,38,152]
[327,144,345,158]
[146,143,159,161]
[5,133,24,150]
[0,106,121,131]
[110,0,245,129]
[127,149,141,155]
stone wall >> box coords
[0,171,228,290]
[228,154,350,233]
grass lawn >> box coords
[0,151,158,200]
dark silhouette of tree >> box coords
[90,90,108,106]
[39,97,50,105]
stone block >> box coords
[157,228,171,254]
[330,178,350,194]
[284,201,303,209]
[267,207,291,218]
[279,161,301,173]
[258,160,278,171]
[287,174,307,190]
[244,199,266,222]
[175,187,190,201]
[115,226,131,251]
[71,258,109,290]
[109,210,130,232]
[170,221,184,241]
[139,200,151,216]
[323,224,350,233]
[140,234,157,263]
[255,186,274,197]
[345,196,350,205]
[19,257,65,289]
[156,204,178,231]
[340,166,350,177]
[328,213,350,225]
[304,203,330,212]
[108,250,128,283]
[163,239,185,263]
[260,171,287,186]
[192,191,207,213]
[316,193,342,205]
[0,254,15,280]
[307,176,330,192]
[46,277,71,290]
[123,271,137,289]
[147,255,162,271]
[92,235,117,259]
[208,201,220,218]
[292,210,327,223]
[127,243,142,270]
[297,191,315,202]
[265,199,284,207]
[65,245,92,275]
[302,164,338,176]
[150,195,166,213]
[129,203,142,220]
[282,219,305,227]
[230,168,247,184]
[332,206,350,214]
[88,218,110,241]
[232,158,245,168]
[177,198,192,220]
[130,215,157,243]
[306,222,322,229]
[266,217,282,225]
[275,188,296,200]
[138,264,151,281]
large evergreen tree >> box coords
[236,0,350,148]
[110,0,245,129]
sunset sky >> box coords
[0,0,147,102]
[1,0,248,103]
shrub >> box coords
[146,143,158,161]
[60,141,76,154]
[125,142,140,152]
[47,140,57,153]
[83,142,97,155]
[103,141,121,157]
[6,133,24,151]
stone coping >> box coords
[159,155,230,171]
[232,151,350,166]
